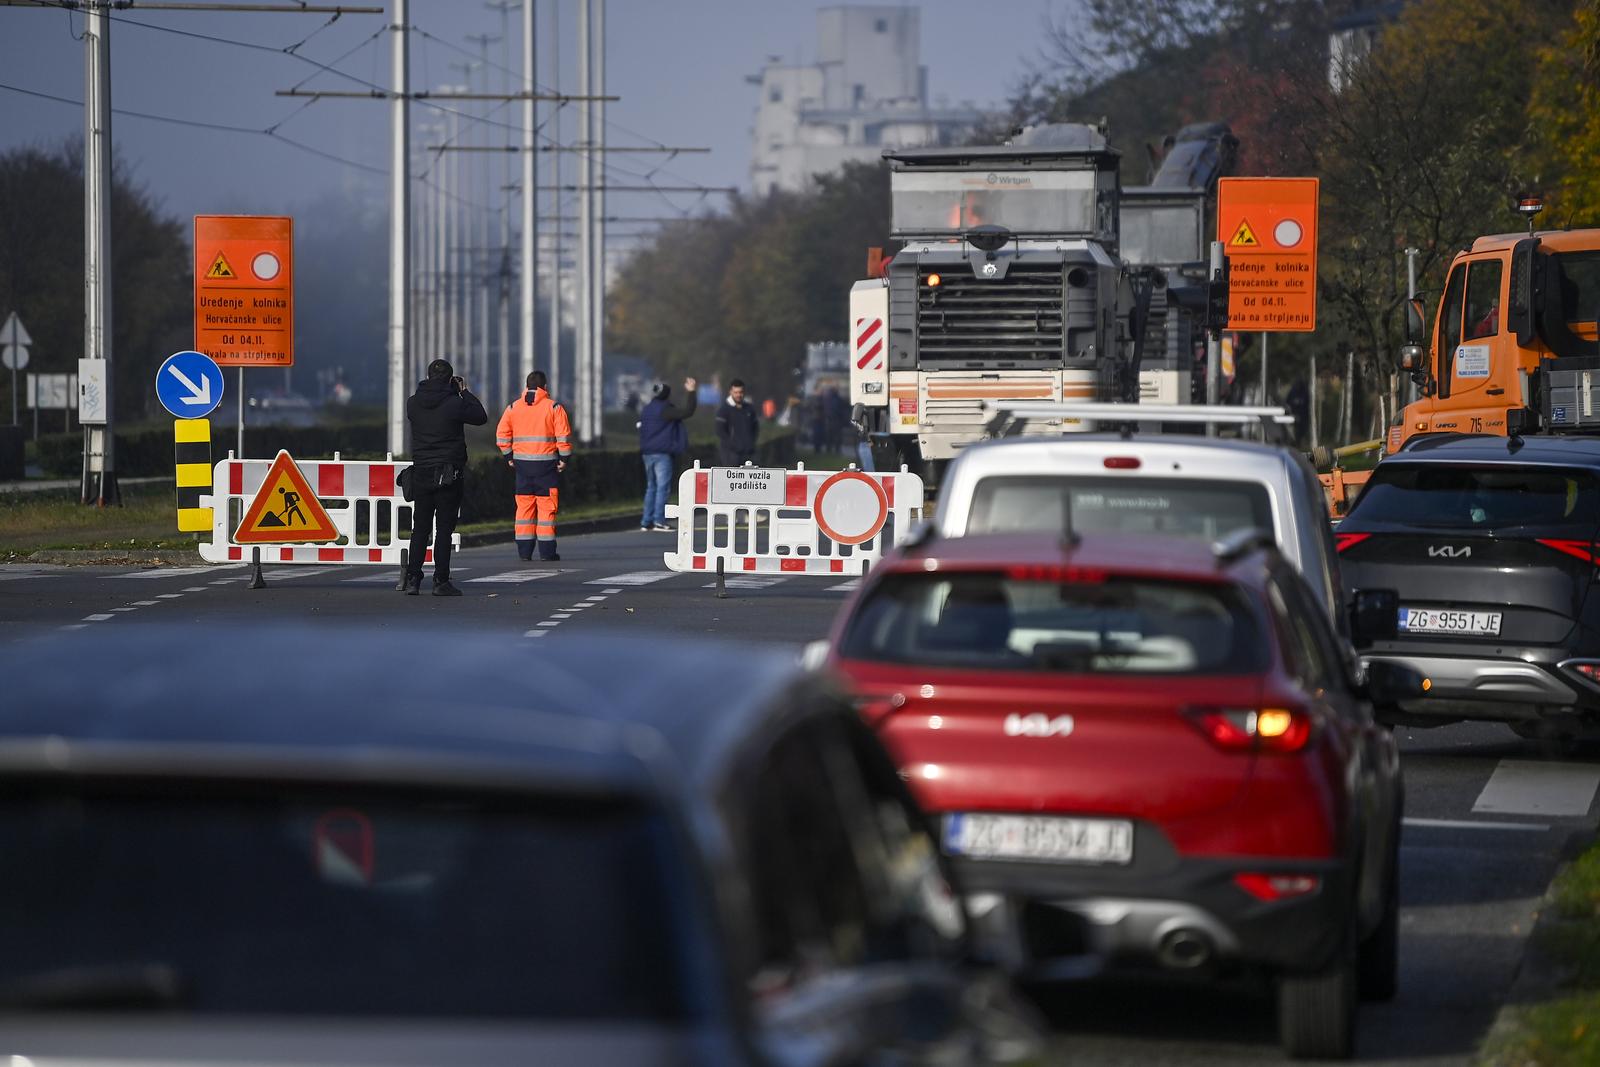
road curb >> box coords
[22,548,202,567]
[1473,827,1599,1063]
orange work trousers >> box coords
[515,489,559,560]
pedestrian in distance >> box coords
[714,378,760,466]
[637,376,698,532]
[404,359,488,597]
[496,370,572,562]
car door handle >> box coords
[1486,386,1505,395]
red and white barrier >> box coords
[197,452,457,567]
[663,461,925,578]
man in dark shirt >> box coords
[404,359,488,596]
[714,379,760,466]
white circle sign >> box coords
[814,471,889,545]
[1273,219,1303,248]
[252,251,282,281]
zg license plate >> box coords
[943,814,1133,865]
[1398,607,1503,636]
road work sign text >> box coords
[711,467,785,505]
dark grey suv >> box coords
[1337,434,1600,738]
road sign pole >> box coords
[1206,240,1223,432]
[83,0,118,506]
[9,366,15,427]
[238,368,245,456]
[1260,332,1269,401]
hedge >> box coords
[458,434,798,524]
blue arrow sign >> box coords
[156,350,225,419]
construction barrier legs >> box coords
[249,547,266,590]
[715,558,727,599]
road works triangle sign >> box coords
[234,450,338,544]
[1228,218,1260,247]
[205,252,235,279]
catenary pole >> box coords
[592,0,605,442]
[82,0,117,505]
[576,0,591,439]
[387,0,410,455]
[548,0,561,399]
[520,0,538,390]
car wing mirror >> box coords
[1364,659,1427,704]
[1349,588,1399,648]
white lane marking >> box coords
[537,620,561,627]
[156,593,183,600]
[524,629,549,637]
[548,613,574,619]
[584,595,608,602]
[111,607,137,612]
[208,579,235,585]
[342,573,409,583]
[0,571,60,581]
[465,570,560,584]
[588,572,674,586]
[704,576,789,590]
[82,613,114,622]
[110,566,222,578]
[1473,760,1600,818]
[827,580,860,592]
[603,588,622,595]
[59,624,88,631]
[1404,817,1551,832]
[260,566,349,580]
[182,587,207,592]
[564,603,590,609]
[132,600,159,607]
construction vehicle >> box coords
[849,122,1235,476]
[1393,197,1600,450]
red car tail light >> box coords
[1233,872,1321,902]
[1104,456,1142,469]
[1004,564,1108,583]
[1185,707,1313,753]
[1334,532,1371,553]
[1537,538,1599,564]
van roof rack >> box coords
[982,401,1295,444]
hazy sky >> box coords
[0,0,1078,225]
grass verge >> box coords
[1,482,195,559]
[1478,840,1600,1066]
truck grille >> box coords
[916,264,1065,358]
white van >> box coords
[935,408,1347,633]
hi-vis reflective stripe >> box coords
[173,418,213,533]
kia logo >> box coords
[1004,713,1075,738]
[1428,545,1472,558]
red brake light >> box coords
[1103,456,1142,470]
[1234,872,1321,902]
[1537,538,1598,563]
[1186,707,1313,752]
[1004,564,1108,583]
[1335,532,1371,553]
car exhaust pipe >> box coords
[1156,927,1214,970]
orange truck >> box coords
[1393,215,1600,450]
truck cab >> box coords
[1397,228,1600,449]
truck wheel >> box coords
[1359,839,1400,1003]
[1277,917,1357,1060]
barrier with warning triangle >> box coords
[196,450,455,586]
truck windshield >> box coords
[1350,464,1600,533]
[965,475,1274,543]
[892,169,1097,235]
[0,787,696,1020]
[840,571,1266,675]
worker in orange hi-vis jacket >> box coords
[495,370,572,561]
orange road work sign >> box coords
[1217,178,1318,332]
[195,215,294,366]
[235,450,337,544]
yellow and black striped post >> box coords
[174,418,212,532]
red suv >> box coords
[822,530,1417,1060]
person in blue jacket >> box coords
[637,377,698,532]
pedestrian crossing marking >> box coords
[1473,760,1600,817]
[465,570,561,584]
[111,566,230,578]
[704,576,789,590]
[827,580,860,592]
[588,571,676,586]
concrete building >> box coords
[748,6,988,196]
[1327,1,1408,92]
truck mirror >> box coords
[1398,344,1424,372]
[1405,299,1426,344]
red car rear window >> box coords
[840,572,1267,675]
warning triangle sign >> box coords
[234,451,339,544]
[205,252,236,279]
[1228,218,1260,247]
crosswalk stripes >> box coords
[587,571,676,586]
[1473,760,1600,818]
[704,576,790,590]
[342,567,477,584]
[110,566,227,579]
[827,579,860,593]
[465,570,562,584]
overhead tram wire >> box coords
[0,80,386,175]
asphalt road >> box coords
[3,526,1597,1065]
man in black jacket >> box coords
[404,359,488,596]
[714,379,760,466]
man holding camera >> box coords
[404,359,488,596]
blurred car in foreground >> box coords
[1337,433,1600,740]
[0,626,1039,1067]
[821,531,1420,1060]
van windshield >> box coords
[965,475,1274,542]
[1350,464,1600,533]
[840,571,1267,675]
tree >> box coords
[1530,0,1600,224]
[0,142,190,425]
